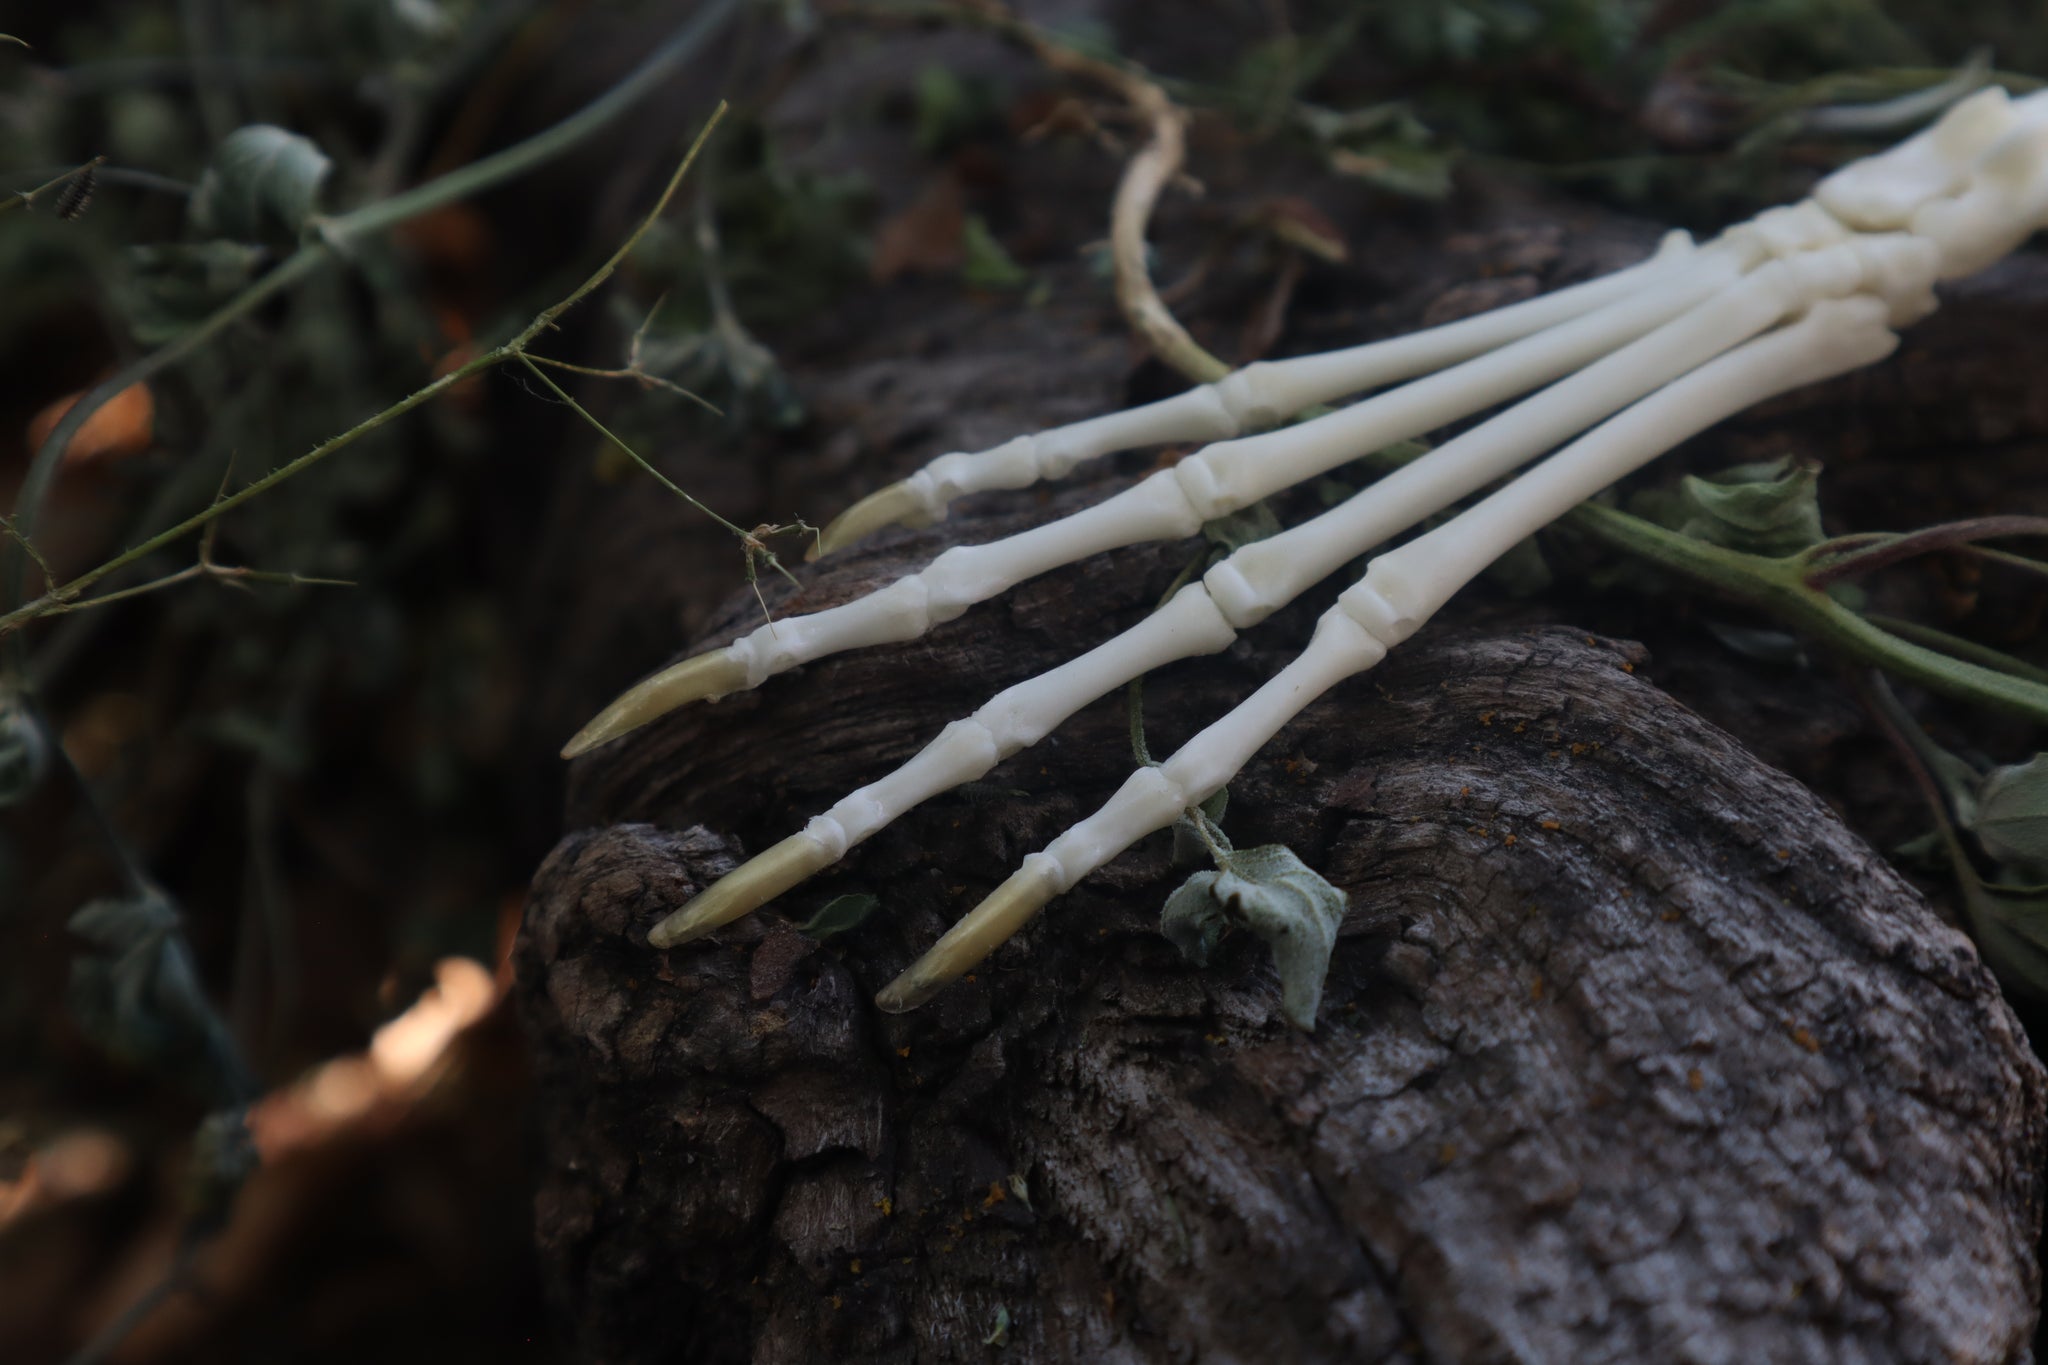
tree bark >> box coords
[512,16,2048,1358]
[521,496,2046,1363]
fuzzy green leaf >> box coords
[193,125,332,241]
[1969,755,2048,869]
[1160,844,1348,1029]
[799,892,879,941]
[1669,456,1825,557]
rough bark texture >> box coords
[523,507,2046,1363]
[513,16,2048,1360]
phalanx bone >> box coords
[566,87,2048,1019]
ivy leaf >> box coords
[798,892,879,941]
[1160,844,1349,1029]
[1659,456,1825,558]
[1968,755,2048,870]
[192,125,332,242]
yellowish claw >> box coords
[810,480,932,560]
[560,649,750,758]
[647,832,838,947]
[875,862,1059,1012]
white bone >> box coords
[640,222,1936,717]
[646,229,1938,945]
[876,296,1906,1010]
[618,93,2048,982]
[897,230,1701,519]
[683,252,1742,696]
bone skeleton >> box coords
[564,86,2048,1017]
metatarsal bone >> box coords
[619,253,1744,706]
[817,232,1702,549]
[876,295,1903,1012]
[643,233,1930,943]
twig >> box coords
[1801,515,2048,588]
[3,0,745,632]
[0,156,105,217]
[859,0,1228,384]
[0,106,732,641]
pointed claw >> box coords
[812,481,932,559]
[875,862,1059,1012]
[647,832,837,947]
[561,649,750,758]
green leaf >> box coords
[914,65,999,154]
[1160,844,1349,1030]
[67,891,246,1099]
[1962,882,2048,998]
[1968,754,2048,869]
[1662,456,1826,558]
[192,125,332,242]
[799,892,879,941]
[121,240,269,345]
[961,215,1029,290]
[0,695,48,809]
[1202,500,1283,554]
[983,1305,1011,1348]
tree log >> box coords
[521,481,2046,1360]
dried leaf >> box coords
[1256,196,1349,262]
[869,174,964,283]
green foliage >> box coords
[1967,756,2048,873]
[0,693,46,809]
[914,65,1004,154]
[67,890,250,1101]
[1636,455,1826,558]
[961,214,1030,290]
[1162,843,1349,1030]
[190,125,333,243]
[799,892,881,941]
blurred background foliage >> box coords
[0,0,2040,1358]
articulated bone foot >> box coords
[568,86,2048,1020]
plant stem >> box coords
[1570,501,2048,726]
[0,156,105,217]
[0,104,730,641]
[4,0,743,626]
[1800,515,2048,588]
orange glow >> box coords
[251,956,501,1158]
[26,382,155,465]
